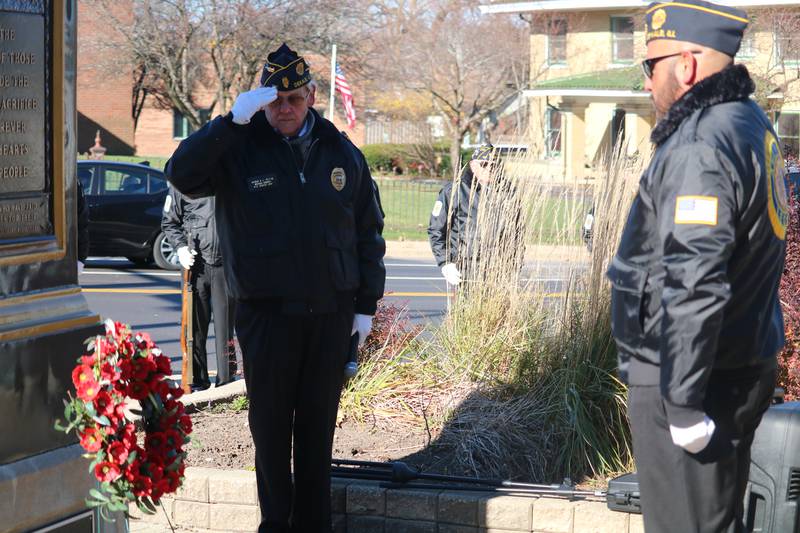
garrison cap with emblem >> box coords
[260,43,312,91]
[645,0,748,57]
[471,143,494,162]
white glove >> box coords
[231,87,277,125]
[177,246,196,270]
[670,416,716,454]
[77,261,84,275]
[441,263,462,286]
[351,314,373,347]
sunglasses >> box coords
[641,51,701,79]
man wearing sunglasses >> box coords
[166,43,386,532]
[608,1,786,531]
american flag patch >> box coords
[674,196,718,225]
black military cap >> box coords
[471,143,494,162]
[645,1,748,57]
[260,43,312,91]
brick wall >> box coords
[129,467,644,533]
[76,0,135,155]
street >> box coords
[81,256,451,376]
[81,255,580,377]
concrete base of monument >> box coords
[127,468,643,533]
[0,444,127,533]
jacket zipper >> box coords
[282,138,319,186]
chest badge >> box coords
[331,168,346,191]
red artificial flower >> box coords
[178,415,192,434]
[135,332,155,350]
[118,339,135,358]
[149,379,170,400]
[145,432,166,455]
[93,390,115,418]
[164,428,184,450]
[165,470,181,492]
[79,427,103,452]
[169,386,184,400]
[80,354,96,367]
[94,336,115,359]
[99,362,121,382]
[71,364,94,389]
[118,359,133,380]
[125,459,142,482]
[120,424,137,449]
[77,379,100,402]
[151,478,171,501]
[132,475,152,497]
[108,441,129,464]
[155,355,172,376]
[126,381,149,401]
[131,358,156,381]
[145,461,164,483]
[94,461,121,483]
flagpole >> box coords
[329,44,337,121]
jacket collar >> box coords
[650,63,755,146]
[253,107,341,143]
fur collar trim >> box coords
[650,64,755,146]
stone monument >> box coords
[0,1,107,531]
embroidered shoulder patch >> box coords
[432,200,443,217]
[674,196,718,225]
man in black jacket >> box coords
[165,43,385,532]
[609,2,786,531]
[428,144,494,287]
[162,189,235,389]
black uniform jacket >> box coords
[428,168,483,267]
[165,108,386,316]
[608,64,786,427]
[162,188,222,266]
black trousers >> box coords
[236,300,353,533]
[628,367,776,533]
[191,263,236,386]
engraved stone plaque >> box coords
[0,8,49,240]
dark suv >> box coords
[77,160,179,269]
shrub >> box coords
[361,143,473,178]
[779,193,800,400]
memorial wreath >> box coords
[56,319,191,520]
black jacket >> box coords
[161,188,222,266]
[428,168,483,267]
[608,65,786,428]
[165,108,385,315]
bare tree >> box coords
[373,0,528,169]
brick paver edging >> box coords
[128,466,644,532]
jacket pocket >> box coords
[607,256,648,346]
[236,233,292,296]
[325,229,359,291]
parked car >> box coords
[77,160,180,270]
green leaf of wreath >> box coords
[89,488,109,502]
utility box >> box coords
[745,401,800,533]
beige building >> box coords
[482,0,800,179]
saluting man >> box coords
[608,1,786,531]
[165,43,385,532]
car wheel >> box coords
[152,232,180,270]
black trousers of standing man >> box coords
[628,365,776,533]
[191,262,236,387]
[236,299,353,533]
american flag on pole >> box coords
[334,63,356,129]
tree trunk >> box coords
[450,130,463,180]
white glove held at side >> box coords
[669,416,716,454]
[441,263,462,286]
[231,87,278,125]
[351,314,373,347]
[177,246,196,270]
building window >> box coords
[775,30,800,65]
[173,109,210,139]
[546,18,567,66]
[545,108,562,158]
[737,32,756,58]
[611,16,634,63]
[777,112,800,159]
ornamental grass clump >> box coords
[779,191,800,400]
[431,145,641,481]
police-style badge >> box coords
[651,8,667,30]
[331,168,346,191]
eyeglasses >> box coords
[267,92,309,109]
[641,51,701,79]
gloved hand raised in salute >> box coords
[231,87,278,125]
